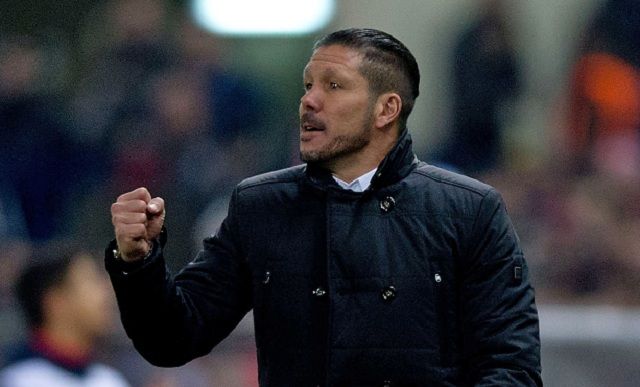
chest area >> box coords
[241,193,463,281]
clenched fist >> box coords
[111,187,165,262]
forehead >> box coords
[303,44,364,76]
[64,255,98,283]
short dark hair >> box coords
[15,246,81,328]
[313,28,420,130]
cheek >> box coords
[75,281,113,317]
[336,107,371,131]
[327,104,360,127]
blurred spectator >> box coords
[71,0,172,149]
[436,0,521,175]
[536,0,640,306]
[0,245,130,387]
[0,36,78,241]
[63,0,175,252]
[71,1,268,170]
[175,17,268,145]
[564,0,640,178]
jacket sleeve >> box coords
[462,188,542,386]
[104,188,252,367]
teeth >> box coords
[302,121,323,131]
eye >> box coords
[304,82,312,91]
[329,82,339,89]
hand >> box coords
[111,187,165,262]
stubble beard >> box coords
[300,106,375,165]
[300,130,371,164]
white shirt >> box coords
[332,168,378,192]
[0,358,130,387]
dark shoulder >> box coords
[236,165,306,192]
[232,166,308,211]
[412,162,494,197]
[407,162,504,220]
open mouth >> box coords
[302,124,324,132]
[301,114,325,132]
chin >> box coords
[300,152,317,163]
[300,150,325,163]
[300,145,320,161]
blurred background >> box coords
[1,0,640,385]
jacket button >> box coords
[379,196,396,213]
[312,287,327,297]
[381,286,396,302]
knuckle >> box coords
[116,191,131,202]
[138,187,151,201]
[135,199,148,209]
[123,200,146,212]
[111,202,122,213]
[112,214,126,224]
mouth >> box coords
[302,124,323,132]
[300,114,326,133]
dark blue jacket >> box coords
[106,130,542,386]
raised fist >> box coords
[111,187,165,262]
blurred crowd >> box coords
[1,0,640,385]
[0,0,281,260]
[432,0,640,306]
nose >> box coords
[300,88,321,112]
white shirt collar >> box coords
[332,168,378,192]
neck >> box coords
[328,155,382,183]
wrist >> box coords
[114,240,154,263]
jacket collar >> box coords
[370,129,417,189]
[304,129,417,192]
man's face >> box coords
[299,44,376,166]
[56,255,115,340]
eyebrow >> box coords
[303,66,341,79]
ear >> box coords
[374,93,402,130]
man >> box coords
[440,0,521,175]
[107,28,542,386]
[1,247,130,387]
